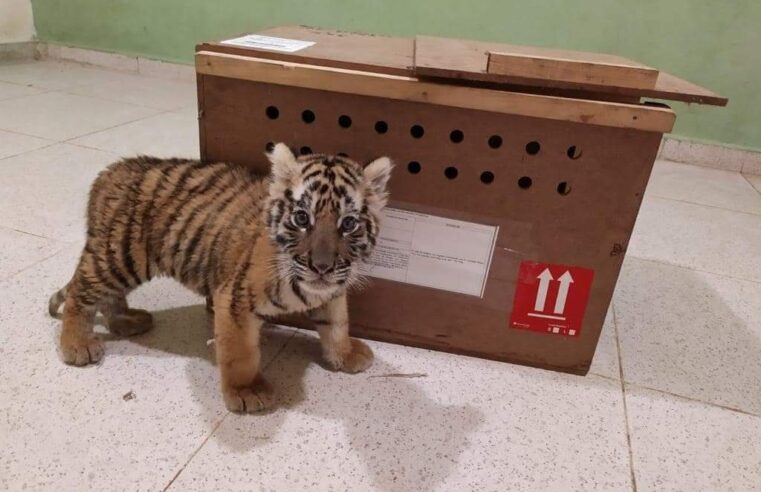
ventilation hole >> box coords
[567,145,582,160]
[488,135,503,149]
[301,110,315,124]
[300,146,312,155]
[407,161,421,174]
[444,167,458,179]
[518,176,532,189]
[374,120,388,134]
[410,124,425,139]
[265,142,275,152]
[480,171,495,184]
[337,152,348,157]
[449,129,464,143]
[265,106,279,119]
[338,115,352,128]
[557,182,572,195]
[525,141,541,155]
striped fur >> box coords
[50,143,392,413]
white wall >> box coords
[0,0,35,43]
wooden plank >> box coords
[196,25,412,76]
[195,50,675,133]
[414,35,727,106]
[486,49,659,90]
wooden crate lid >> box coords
[196,25,726,106]
[414,35,726,106]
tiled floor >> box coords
[1,60,759,491]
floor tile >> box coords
[745,174,761,194]
[588,309,621,380]
[627,386,761,491]
[71,107,199,158]
[615,257,761,415]
[0,128,53,159]
[0,143,116,242]
[0,226,64,281]
[0,80,44,101]
[628,196,761,283]
[64,73,196,111]
[170,331,632,491]
[0,247,294,491]
[0,60,137,90]
[0,91,158,141]
[647,160,761,215]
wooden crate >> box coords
[194,27,724,374]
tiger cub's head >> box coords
[265,143,393,293]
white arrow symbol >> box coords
[553,271,575,314]
[534,268,554,312]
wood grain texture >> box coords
[195,51,676,133]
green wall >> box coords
[31,0,761,150]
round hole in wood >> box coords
[480,171,495,184]
[300,146,313,155]
[407,161,421,174]
[410,124,425,138]
[518,176,532,189]
[444,166,458,179]
[450,129,464,143]
[265,106,279,119]
[374,120,388,134]
[338,115,352,128]
[567,145,582,159]
[337,152,348,157]
[557,181,572,195]
[525,141,541,155]
[488,135,503,149]
[265,142,275,152]
[301,110,315,123]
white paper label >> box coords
[220,34,315,52]
[360,208,499,297]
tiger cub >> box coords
[48,143,393,413]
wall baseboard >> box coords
[5,42,761,175]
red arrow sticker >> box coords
[509,261,594,337]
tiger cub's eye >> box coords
[292,210,310,228]
[340,216,358,234]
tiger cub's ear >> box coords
[363,156,393,208]
[267,143,299,182]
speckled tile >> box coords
[647,160,761,215]
[0,60,141,90]
[615,257,761,415]
[170,331,631,491]
[626,386,761,491]
[588,309,621,380]
[745,174,761,194]
[71,107,199,159]
[628,196,761,283]
[0,80,44,101]
[0,91,158,141]
[63,72,196,111]
[0,128,53,159]
[0,226,64,281]
[0,246,294,490]
[0,143,116,242]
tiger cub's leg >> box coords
[213,293,273,413]
[100,294,154,337]
[311,294,373,373]
[60,275,105,366]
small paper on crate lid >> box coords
[220,34,315,53]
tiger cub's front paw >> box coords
[60,335,104,366]
[222,377,275,414]
[327,338,374,374]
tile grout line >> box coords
[626,255,761,286]
[162,328,299,491]
[622,381,761,419]
[611,303,637,492]
[741,173,761,195]
[647,193,761,218]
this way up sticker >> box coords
[509,261,594,337]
